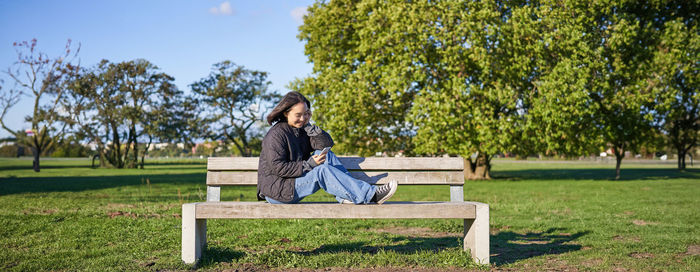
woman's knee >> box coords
[316,164,341,178]
[316,164,332,172]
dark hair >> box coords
[267,91,311,125]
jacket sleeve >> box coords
[304,123,334,150]
[265,132,306,178]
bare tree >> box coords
[1,39,80,172]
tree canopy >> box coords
[63,59,185,168]
[190,61,279,157]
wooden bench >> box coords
[182,157,490,265]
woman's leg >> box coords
[318,150,366,203]
[266,173,321,204]
[317,150,351,174]
[296,164,376,204]
[268,151,388,204]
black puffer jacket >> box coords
[257,122,334,202]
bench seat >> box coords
[188,201,481,219]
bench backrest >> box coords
[205,157,465,202]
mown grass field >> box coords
[0,157,698,271]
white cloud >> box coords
[209,1,234,16]
[290,6,308,24]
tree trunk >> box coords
[130,126,139,169]
[32,147,40,172]
[110,124,123,168]
[464,153,491,180]
[123,130,133,168]
[99,149,107,167]
[677,149,686,170]
[91,154,100,168]
[615,155,623,180]
[612,144,625,180]
[140,135,152,169]
[130,141,138,168]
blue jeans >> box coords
[265,150,377,204]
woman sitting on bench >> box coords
[257,91,397,205]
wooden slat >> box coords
[206,171,464,186]
[207,157,259,171]
[195,201,477,219]
[207,156,464,171]
[339,157,464,170]
[207,171,258,185]
[347,171,463,185]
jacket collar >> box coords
[277,122,301,137]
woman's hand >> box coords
[312,153,326,165]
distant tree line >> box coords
[1,40,279,171]
[293,0,698,179]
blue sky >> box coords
[0,0,315,138]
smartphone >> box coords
[319,147,331,156]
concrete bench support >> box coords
[182,203,206,264]
[464,202,490,264]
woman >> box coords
[257,91,397,204]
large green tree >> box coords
[190,61,279,157]
[0,39,80,172]
[298,0,581,178]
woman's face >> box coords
[284,102,309,128]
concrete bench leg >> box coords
[182,203,207,264]
[463,203,489,265]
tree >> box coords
[62,59,182,168]
[582,4,656,180]
[190,61,278,157]
[647,19,699,170]
[582,1,697,178]
[0,39,80,172]
[115,60,183,168]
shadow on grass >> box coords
[490,228,590,265]
[198,247,245,268]
[294,236,460,256]
[0,173,206,195]
[492,168,699,181]
[0,163,92,171]
[279,227,589,266]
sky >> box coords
[0,0,316,138]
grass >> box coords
[0,157,698,271]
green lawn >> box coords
[1,157,698,271]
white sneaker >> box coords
[340,199,353,204]
[372,180,398,205]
